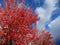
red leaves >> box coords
[0,0,55,45]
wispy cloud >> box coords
[35,0,58,30]
[48,16,60,40]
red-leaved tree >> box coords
[0,0,55,45]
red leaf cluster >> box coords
[0,0,55,45]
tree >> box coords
[0,0,55,45]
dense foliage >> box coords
[0,0,54,45]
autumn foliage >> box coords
[0,0,55,45]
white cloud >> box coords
[48,16,60,28]
[48,16,60,40]
[35,0,58,31]
[0,3,2,6]
[35,7,47,30]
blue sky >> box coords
[0,0,60,45]
[34,0,60,45]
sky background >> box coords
[0,0,60,45]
